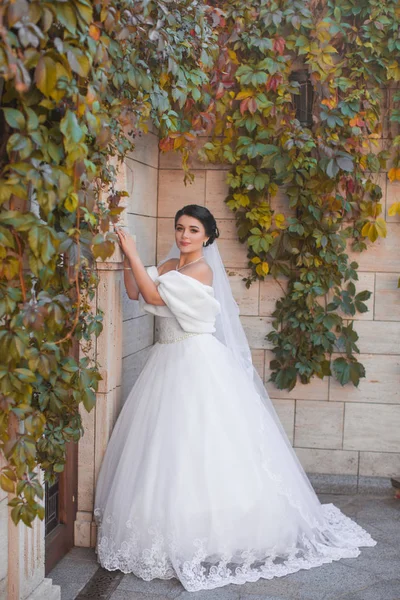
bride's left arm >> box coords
[116,228,166,306]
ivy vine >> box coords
[1,0,399,527]
[0,0,217,525]
[191,0,400,391]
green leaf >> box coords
[60,110,84,144]
[3,108,26,130]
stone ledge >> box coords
[309,473,394,496]
[25,578,61,600]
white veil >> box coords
[158,240,318,500]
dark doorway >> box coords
[45,440,78,574]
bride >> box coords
[93,204,376,592]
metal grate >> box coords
[290,70,314,128]
[45,477,59,536]
[75,567,124,599]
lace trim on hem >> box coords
[93,503,377,592]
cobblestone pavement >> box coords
[49,493,400,600]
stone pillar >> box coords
[74,137,159,547]
[74,256,123,548]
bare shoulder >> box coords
[157,258,179,275]
[182,261,213,286]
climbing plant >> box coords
[187,0,400,391]
[1,0,399,526]
[0,0,217,525]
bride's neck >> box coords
[177,251,204,268]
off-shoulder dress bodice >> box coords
[138,266,221,344]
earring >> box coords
[203,240,208,247]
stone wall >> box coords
[121,130,159,403]
[74,129,160,548]
[157,137,400,488]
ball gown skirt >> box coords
[94,268,377,592]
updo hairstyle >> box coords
[174,204,220,247]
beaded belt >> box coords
[157,331,202,344]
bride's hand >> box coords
[116,228,137,259]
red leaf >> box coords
[215,82,225,100]
[159,137,174,151]
[248,98,258,114]
[266,74,282,92]
[240,98,250,115]
[273,37,286,55]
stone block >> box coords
[217,219,237,239]
[122,315,154,358]
[226,269,259,316]
[122,346,153,404]
[294,400,344,449]
[241,316,274,349]
[308,473,358,494]
[27,578,61,600]
[259,277,288,316]
[264,350,330,400]
[271,399,295,443]
[126,131,159,169]
[374,273,400,320]
[250,349,265,380]
[347,223,400,272]
[343,403,400,452]
[0,498,7,582]
[386,178,400,223]
[77,403,95,513]
[124,158,158,217]
[127,214,156,267]
[96,270,122,393]
[156,217,175,263]
[158,170,205,217]
[359,451,400,477]
[217,238,249,268]
[122,285,145,322]
[352,320,400,354]
[329,353,400,404]
[294,448,358,475]
[74,513,92,548]
[205,170,232,219]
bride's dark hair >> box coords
[174,205,220,247]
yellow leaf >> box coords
[268,182,278,196]
[361,221,372,239]
[89,24,100,40]
[251,257,261,264]
[228,49,239,65]
[388,202,400,217]
[261,261,269,275]
[236,90,253,100]
[375,217,387,238]
[388,168,397,182]
[64,193,78,212]
[173,136,184,150]
[35,56,57,97]
[0,473,15,494]
[159,72,169,88]
[274,213,286,229]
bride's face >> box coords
[175,215,208,253]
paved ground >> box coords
[49,492,400,600]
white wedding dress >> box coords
[94,265,377,592]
